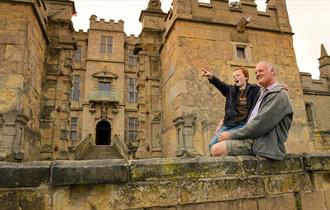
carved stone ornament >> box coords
[92,70,118,79]
[147,0,161,10]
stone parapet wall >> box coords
[0,153,330,209]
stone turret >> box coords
[135,0,166,158]
[319,44,330,80]
[40,0,76,160]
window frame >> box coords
[100,35,113,54]
[71,75,80,101]
[70,117,78,140]
[128,117,138,141]
[128,78,138,103]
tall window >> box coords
[100,36,113,54]
[305,103,314,127]
[70,117,78,140]
[74,45,81,61]
[71,75,80,101]
[128,78,138,103]
[128,117,138,141]
[128,51,137,68]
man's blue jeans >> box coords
[208,123,245,149]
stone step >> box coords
[80,145,123,160]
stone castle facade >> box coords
[0,0,329,162]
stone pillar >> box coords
[173,114,199,157]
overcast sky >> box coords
[72,0,330,79]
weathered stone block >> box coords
[311,171,330,191]
[258,194,296,210]
[0,188,51,210]
[236,155,259,176]
[300,191,327,210]
[263,172,312,195]
[323,189,330,210]
[0,30,24,45]
[259,154,303,175]
[179,176,264,204]
[130,157,242,181]
[0,161,51,188]
[303,152,330,171]
[4,45,24,61]
[51,159,129,185]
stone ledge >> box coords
[130,154,304,181]
[302,152,330,171]
[130,156,242,181]
[51,159,129,186]
[0,161,51,188]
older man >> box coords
[210,61,293,160]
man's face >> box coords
[233,69,247,88]
[255,63,275,88]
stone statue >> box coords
[101,102,108,117]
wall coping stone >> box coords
[0,161,51,188]
[302,152,330,171]
[51,159,129,186]
[0,153,329,188]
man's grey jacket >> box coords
[230,84,293,160]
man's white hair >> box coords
[257,61,276,74]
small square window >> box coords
[236,47,245,59]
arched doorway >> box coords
[95,120,111,145]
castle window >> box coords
[98,81,111,91]
[70,117,78,140]
[128,117,138,141]
[128,51,138,68]
[128,78,138,103]
[100,36,113,54]
[236,46,245,59]
[74,45,82,61]
[71,75,80,101]
[305,103,314,127]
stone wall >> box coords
[0,153,329,210]
[0,0,48,161]
[158,0,312,157]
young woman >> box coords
[201,67,260,150]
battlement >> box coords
[1,153,330,209]
[125,34,139,45]
[89,14,124,32]
[300,72,329,95]
[165,0,291,36]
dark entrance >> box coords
[96,121,111,145]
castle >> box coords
[0,0,329,162]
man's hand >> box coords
[201,67,213,79]
[218,131,231,142]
